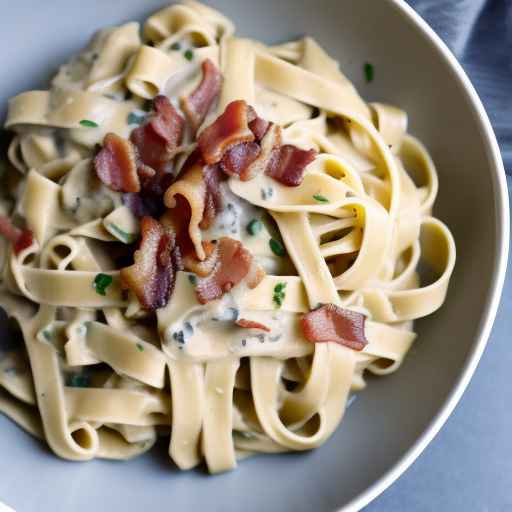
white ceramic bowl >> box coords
[0,1,508,511]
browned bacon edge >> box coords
[181,59,222,134]
[120,216,181,310]
[0,216,33,255]
[197,100,316,186]
[130,95,185,175]
[236,318,271,332]
[265,144,317,187]
[195,237,265,304]
[301,304,368,351]
[94,133,141,193]
[197,100,255,165]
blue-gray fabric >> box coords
[407,0,511,174]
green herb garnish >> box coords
[93,273,113,296]
[313,193,329,203]
[170,42,181,51]
[247,219,263,236]
[107,223,137,244]
[68,374,90,388]
[188,274,197,285]
[79,119,99,128]
[127,112,146,126]
[272,282,287,308]
[42,329,52,341]
[136,343,144,352]
[184,49,194,61]
[364,62,374,83]
[269,238,286,257]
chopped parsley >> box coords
[92,273,113,296]
[136,343,144,352]
[188,274,197,285]
[127,112,146,126]
[247,219,263,236]
[364,62,374,83]
[273,282,287,308]
[42,329,52,341]
[184,49,194,61]
[107,223,137,244]
[79,119,99,128]
[170,42,181,51]
[269,238,286,257]
[68,374,90,388]
[313,193,329,203]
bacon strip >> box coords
[130,95,185,173]
[196,100,316,186]
[265,145,317,187]
[164,151,227,259]
[197,100,255,165]
[94,133,141,193]
[181,59,222,134]
[221,123,281,181]
[236,319,271,332]
[182,240,218,277]
[301,304,368,351]
[249,117,270,141]
[0,216,33,255]
[220,142,260,181]
[196,237,264,304]
[120,216,181,310]
[200,163,226,229]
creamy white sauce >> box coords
[202,183,261,241]
[201,183,285,274]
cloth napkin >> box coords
[407,0,511,174]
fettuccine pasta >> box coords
[0,1,455,473]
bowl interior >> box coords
[0,1,505,511]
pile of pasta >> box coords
[0,0,455,473]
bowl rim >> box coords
[343,1,510,510]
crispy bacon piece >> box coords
[301,304,368,351]
[236,319,271,332]
[249,117,270,141]
[130,95,185,173]
[200,163,226,229]
[0,216,33,255]
[94,133,141,193]
[195,237,264,304]
[220,142,260,181]
[197,100,315,186]
[265,145,317,187]
[181,59,222,134]
[120,216,181,310]
[182,240,218,277]
[220,123,281,181]
[197,100,255,165]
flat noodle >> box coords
[0,1,455,474]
